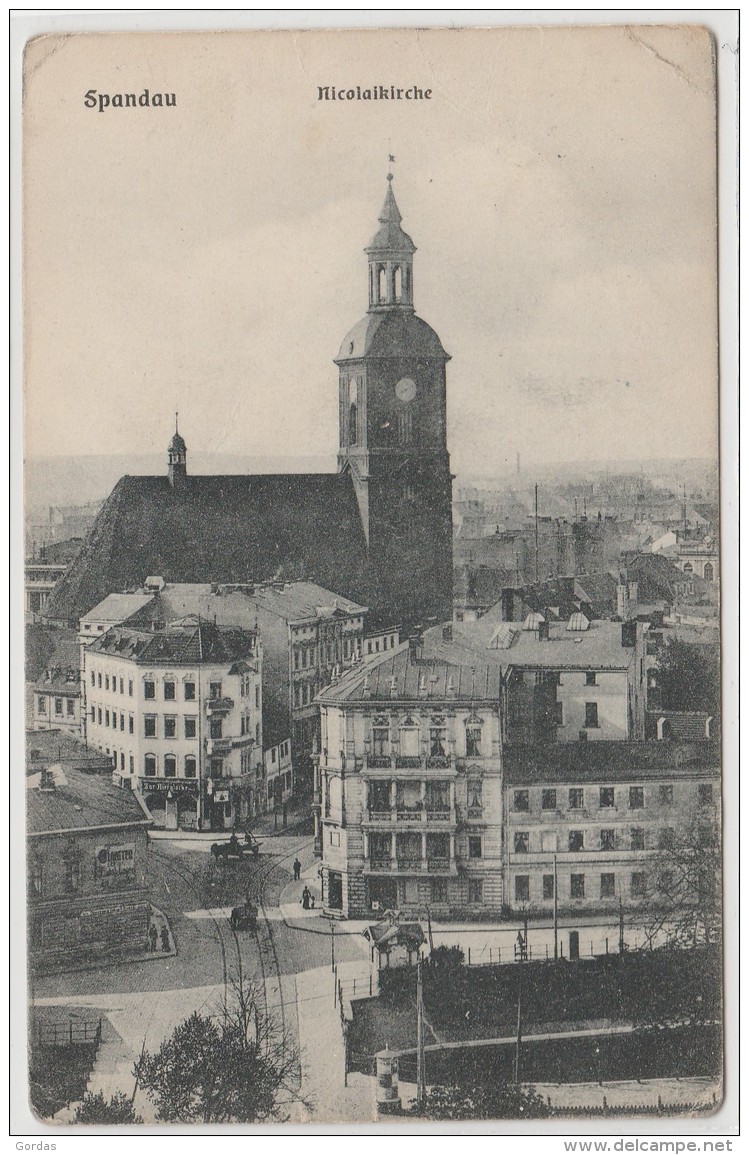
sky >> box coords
[23,25,719,476]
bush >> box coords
[422,1082,552,1120]
[74,1092,142,1124]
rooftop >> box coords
[441,617,639,671]
[80,592,157,625]
[87,619,257,666]
[26,729,112,774]
[503,740,720,785]
[27,760,152,836]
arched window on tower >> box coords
[393,265,402,302]
[397,410,413,445]
[703,562,714,582]
[348,377,358,445]
[378,266,387,304]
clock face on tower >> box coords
[395,377,417,402]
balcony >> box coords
[367,755,392,769]
[426,808,451,823]
[364,807,457,828]
[362,754,457,777]
[426,754,451,769]
[397,808,424,823]
[395,755,421,769]
[466,807,484,820]
[206,697,234,715]
[367,810,393,823]
[206,737,232,755]
[426,857,452,873]
[364,857,456,875]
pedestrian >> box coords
[160,926,171,952]
[148,923,158,953]
[301,885,311,910]
[293,857,301,881]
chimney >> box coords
[408,631,423,664]
[442,624,453,643]
[537,620,549,641]
[616,572,629,620]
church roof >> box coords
[336,310,449,362]
[365,177,416,254]
[46,472,369,624]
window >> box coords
[600,873,615,898]
[256,722,261,744]
[467,778,483,815]
[428,878,446,903]
[255,685,260,708]
[144,680,155,700]
[541,789,557,811]
[570,874,585,899]
[128,715,134,734]
[210,682,222,700]
[585,672,597,686]
[144,714,157,738]
[144,754,156,776]
[105,709,110,727]
[164,681,176,701]
[164,716,177,739]
[29,863,44,896]
[372,716,389,757]
[658,870,673,893]
[569,830,584,853]
[629,787,644,809]
[584,702,599,728]
[210,718,223,739]
[466,724,482,757]
[184,681,195,701]
[212,759,224,778]
[119,712,124,730]
[185,716,197,739]
[599,787,615,808]
[90,707,95,722]
[97,708,102,724]
[698,784,714,805]
[37,697,47,714]
[164,754,176,778]
[631,872,647,897]
[429,717,447,757]
[468,836,482,859]
[128,680,133,697]
[600,829,616,851]
[67,698,76,717]
[105,675,110,691]
[658,828,675,851]
[542,874,554,901]
[659,784,674,805]
[119,678,124,694]
[185,756,197,778]
[515,875,530,902]
[97,673,102,688]
[514,832,529,854]
[555,702,564,726]
[631,827,645,851]
[513,790,529,812]
[90,672,95,687]
[129,756,134,774]
[468,879,483,904]
[55,698,63,716]
[119,752,125,771]
[569,788,584,810]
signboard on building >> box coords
[95,843,135,875]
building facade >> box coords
[316,636,504,918]
[30,668,81,734]
[503,740,720,917]
[82,619,263,831]
[26,744,152,972]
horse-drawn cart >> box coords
[229,900,258,931]
[210,833,261,862]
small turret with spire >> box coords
[168,413,187,489]
[366,170,416,311]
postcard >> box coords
[17,19,735,1134]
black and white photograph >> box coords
[14,15,738,1136]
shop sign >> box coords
[95,843,135,875]
[141,779,199,795]
[213,789,230,803]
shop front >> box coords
[141,779,201,831]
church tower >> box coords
[168,415,187,489]
[336,173,453,626]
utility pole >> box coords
[531,482,538,582]
[416,956,426,1110]
[553,853,559,960]
[513,953,523,1083]
[619,895,625,955]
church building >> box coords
[46,174,454,633]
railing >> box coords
[426,857,451,872]
[467,807,484,820]
[367,755,391,769]
[397,808,423,822]
[397,857,423,870]
[368,857,392,871]
[367,809,392,822]
[206,697,234,714]
[36,1018,102,1048]
[207,737,232,754]
[427,755,451,768]
[426,808,450,822]
[395,756,421,769]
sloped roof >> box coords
[46,473,369,624]
[317,640,503,704]
[503,740,720,785]
[88,620,257,666]
[26,729,112,774]
[80,592,156,624]
[123,581,366,630]
[27,762,151,835]
[336,310,448,362]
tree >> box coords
[133,975,302,1123]
[638,808,721,953]
[73,1091,142,1124]
[421,1082,552,1120]
[657,638,720,716]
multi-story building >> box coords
[496,615,648,744]
[26,733,152,972]
[316,632,503,918]
[25,561,68,622]
[82,619,263,831]
[29,667,81,734]
[264,737,293,811]
[503,740,720,917]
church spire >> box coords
[366,173,416,311]
[168,413,187,489]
